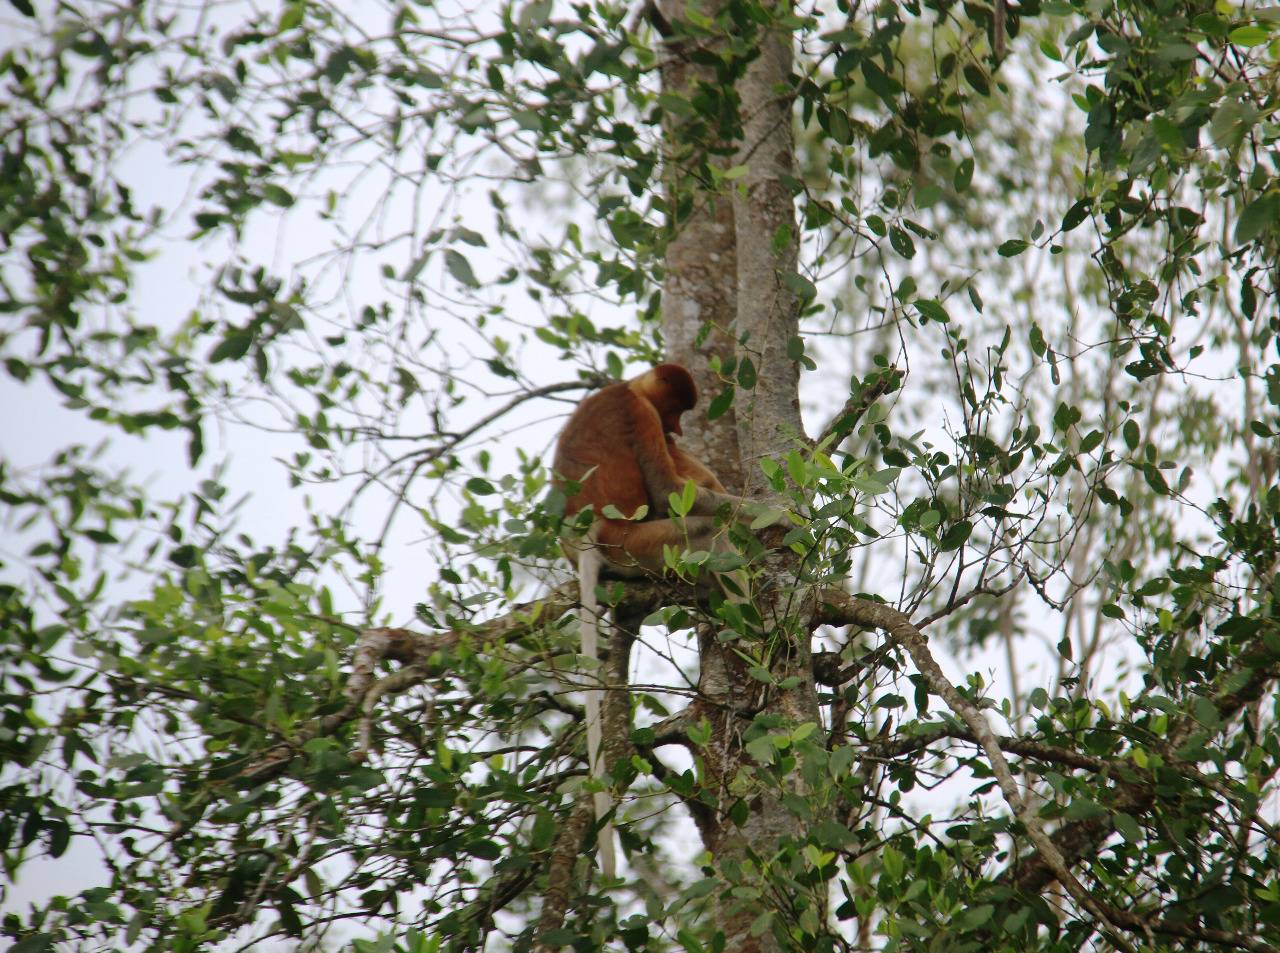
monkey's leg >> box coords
[597,517,753,612]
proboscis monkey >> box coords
[552,363,768,877]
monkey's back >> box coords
[552,382,651,520]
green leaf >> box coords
[444,249,480,287]
[1151,115,1185,151]
[1229,24,1271,46]
[786,451,809,487]
[1123,419,1140,450]
[889,226,916,259]
[10,936,56,953]
[674,928,706,953]
[657,92,696,116]
[1053,401,1082,432]
[685,718,712,746]
[262,184,295,207]
[674,479,696,516]
[707,385,735,421]
[829,746,856,776]
[48,819,70,857]
[783,271,817,303]
[938,520,972,551]
[750,508,787,530]
[1194,695,1221,728]
[745,735,775,765]
[997,239,1029,257]
[914,299,950,324]
[403,250,430,282]
[275,890,304,937]
[1065,797,1106,820]
[915,184,942,208]
[1210,99,1258,149]
[963,63,989,95]
[827,108,853,145]
[1061,198,1091,232]
[1235,193,1280,244]
[1142,463,1170,495]
[279,2,304,30]
[209,332,252,363]
[1028,323,1046,357]
[811,820,856,847]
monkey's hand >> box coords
[671,482,790,529]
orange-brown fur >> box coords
[552,364,753,878]
[553,364,744,574]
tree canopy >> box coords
[3,0,1280,951]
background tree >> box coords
[3,0,1280,951]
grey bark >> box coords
[731,5,804,495]
[659,0,744,491]
[658,3,818,950]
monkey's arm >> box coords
[627,393,779,522]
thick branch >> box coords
[243,578,676,783]
[866,724,1108,775]
[822,590,1279,949]
[1099,903,1277,953]
[819,591,1135,951]
[532,796,596,950]
[1006,655,1279,897]
[602,609,642,776]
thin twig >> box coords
[815,365,903,449]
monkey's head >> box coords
[633,363,697,436]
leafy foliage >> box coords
[3,0,1280,951]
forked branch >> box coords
[818,590,1136,952]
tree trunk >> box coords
[730,4,804,490]
[659,0,744,492]
[660,3,819,948]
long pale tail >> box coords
[577,546,617,878]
